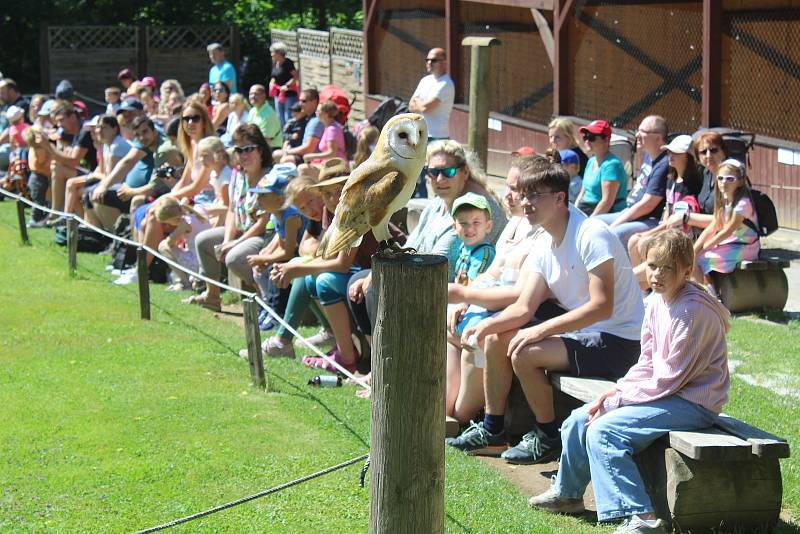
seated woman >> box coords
[573,120,627,216]
[183,124,273,311]
[530,229,729,534]
[220,94,250,147]
[211,81,233,134]
[692,159,760,294]
[301,100,346,166]
[627,135,703,286]
[244,163,308,329]
[547,117,589,175]
[154,195,212,291]
[444,153,551,423]
[347,140,508,382]
[268,158,404,371]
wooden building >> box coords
[362,0,800,229]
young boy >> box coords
[105,87,122,114]
[529,229,730,534]
[452,192,495,286]
[282,102,308,150]
[559,148,582,204]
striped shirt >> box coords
[603,282,731,414]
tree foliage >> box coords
[1,0,363,92]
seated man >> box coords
[279,88,323,164]
[447,163,644,465]
[246,84,283,150]
[83,116,162,229]
[594,115,669,247]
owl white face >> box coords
[384,114,428,160]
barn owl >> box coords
[317,113,428,259]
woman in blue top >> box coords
[574,120,628,216]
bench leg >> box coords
[714,269,789,313]
[638,445,782,532]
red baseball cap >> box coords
[511,146,536,156]
[579,120,612,137]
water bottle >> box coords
[308,375,342,387]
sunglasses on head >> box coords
[425,164,463,178]
[181,114,203,124]
[233,144,258,154]
[699,147,720,155]
[716,175,739,183]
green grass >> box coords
[0,199,798,533]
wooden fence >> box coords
[271,27,365,122]
[42,24,238,102]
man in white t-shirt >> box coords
[447,163,644,465]
[409,47,455,197]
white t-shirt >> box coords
[523,204,644,340]
[102,135,132,170]
[411,73,455,139]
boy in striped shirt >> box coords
[530,229,730,534]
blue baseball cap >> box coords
[248,163,298,195]
[38,99,56,117]
[559,149,580,165]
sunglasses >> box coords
[716,175,739,183]
[425,164,463,178]
[583,133,605,143]
[233,144,259,154]
[699,147,720,155]
[181,114,203,124]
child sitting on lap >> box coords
[452,192,495,287]
[529,229,730,534]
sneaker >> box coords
[259,315,277,332]
[303,328,336,351]
[501,426,561,465]
[528,485,585,515]
[614,516,667,534]
[262,336,295,358]
[113,270,138,286]
[258,308,268,324]
[27,219,48,228]
[445,421,507,456]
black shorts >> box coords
[560,331,640,378]
[82,182,131,212]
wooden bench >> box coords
[712,256,790,313]
[550,373,790,533]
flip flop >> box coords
[181,293,222,312]
[302,348,357,374]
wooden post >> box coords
[369,254,447,534]
[67,217,78,277]
[16,199,29,245]
[553,0,576,117]
[136,247,150,320]
[461,36,500,171]
[243,298,266,390]
[702,0,723,127]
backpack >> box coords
[53,224,112,253]
[110,214,138,270]
[368,96,408,132]
[745,189,779,237]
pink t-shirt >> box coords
[318,123,347,161]
[9,122,30,147]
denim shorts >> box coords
[560,331,640,378]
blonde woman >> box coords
[154,195,212,291]
[221,93,250,146]
[548,117,588,174]
[194,136,232,221]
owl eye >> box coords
[399,132,408,140]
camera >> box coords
[155,165,180,180]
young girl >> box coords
[192,136,232,223]
[692,159,760,290]
[154,196,212,291]
[245,163,308,330]
[530,229,730,534]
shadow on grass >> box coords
[775,520,800,534]
[737,310,800,325]
[445,511,476,533]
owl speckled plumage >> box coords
[317,113,428,259]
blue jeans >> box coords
[594,212,659,248]
[304,267,360,306]
[555,396,717,522]
[274,94,298,129]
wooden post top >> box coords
[461,36,501,48]
[373,253,448,268]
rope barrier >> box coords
[0,188,371,389]
[133,453,369,533]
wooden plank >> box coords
[549,373,614,404]
[763,257,791,269]
[460,0,554,10]
[669,427,753,461]
[737,260,767,270]
[715,414,791,458]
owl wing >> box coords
[318,162,411,259]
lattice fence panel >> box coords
[299,29,331,95]
[271,29,299,62]
[49,25,137,49]
[148,26,231,50]
[331,28,363,60]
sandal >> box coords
[181,292,222,312]
[302,347,357,374]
